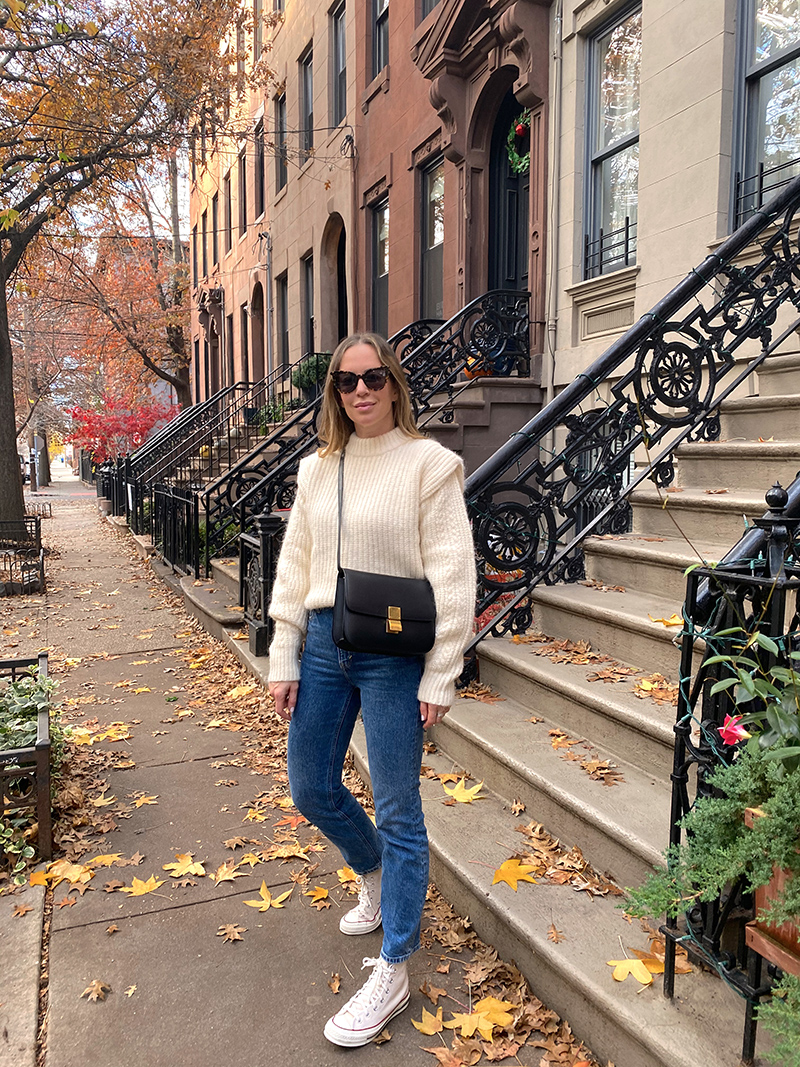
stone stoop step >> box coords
[629,485,770,543]
[582,534,727,603]
[426,694,667,888]
[477,636,675,783]
[529,583,700,680]
[210,557,240,599]
[350,722,750,1067]
[179,575,245,641]
[675,440,800,491]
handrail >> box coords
[130,384,240,471]
[463,174,800,655]
[140,351,316,485]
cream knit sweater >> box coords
[267,427,476,706]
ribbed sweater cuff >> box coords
[267,639,302,683]
[418,676,456,708]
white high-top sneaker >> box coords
[339,868,382,935]
[323,956,410,1047]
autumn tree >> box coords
[0,0,254,521]
[32,167,193,409]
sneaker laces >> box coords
[342,958,390,1017]
[357,874,377,909]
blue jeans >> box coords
[287,609,428,964]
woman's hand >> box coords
[420,702,449,729]
[269,681,299,721]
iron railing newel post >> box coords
[242,512,285,656]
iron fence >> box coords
[662,480,800,1064]
[153,485,200,578]
[0,652,52,861]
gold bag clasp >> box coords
[386,605,402,633]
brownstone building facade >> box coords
[189,0,553,400]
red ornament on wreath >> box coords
[506,110,531,175]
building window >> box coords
[190,128,197,182]
[237,22,245,79]
[191,225,198,286]
[223,172,232,253]
[238,148,247,236]
[373,0,388,79]
[372,198,389,337]
[275,94,288,191]
[255,119,265,218]
[211,194,219,265]
[194,338,201,401]
[331,3,347,127]
[302,256,315,354]
[420,0,438,18]
[300,48,314,161]
[226,313,235,386]
[201,209,208,277]
[421,158,444,319]
[240,304,250,382]
[736,0,800,221]
[276,273,289,368]
[273,0,283,10]
[254,0,263,62]
[584,6,640,279]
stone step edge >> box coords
[430,697,667,873]
[349,724,746,1067]
[676,440,800,458]
[582,534,727,569]
[530,584,695,659]
[477,637,676,754]
[179,575,244,628]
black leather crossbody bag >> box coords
[331,449,436,656]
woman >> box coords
[267,332,475,1047]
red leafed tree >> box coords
[67,396,178,462]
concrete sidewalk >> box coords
[2,478,587,1067]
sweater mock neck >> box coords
[344,426,414,457]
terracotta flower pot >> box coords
[744,807,800,977]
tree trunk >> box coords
[0,260,26,524]
[173,362,192,408]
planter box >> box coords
[0,653,52,861]
[744,807,800,977]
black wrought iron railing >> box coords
[200,294,530,571]
[464,174,800,658]
[128,353,332,541]
[735,156,800,226]
[661,480,800,1065]
[584,216,637,279]
[128,385,238,477]
[152,484,201,579]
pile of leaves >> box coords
[419,889,603,1066]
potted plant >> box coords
[291,352,331,402]
[0,659,63,880]
[624,628,800,1065]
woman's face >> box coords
[337,342,398,438]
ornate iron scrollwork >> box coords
[463,176,800,648]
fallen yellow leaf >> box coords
[120,875,164,897]
[491,858,537,892]
[607,958,654,985]
[226,683,257,699]
[442,777,486,803]
[162,853,205,878]
[244,881,293,911]
[411,1005,444,1035]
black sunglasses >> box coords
[331,367,392,394]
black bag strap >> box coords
[337,448,346,572]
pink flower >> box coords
[719,714,751,746]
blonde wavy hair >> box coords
[317,332,422,456]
